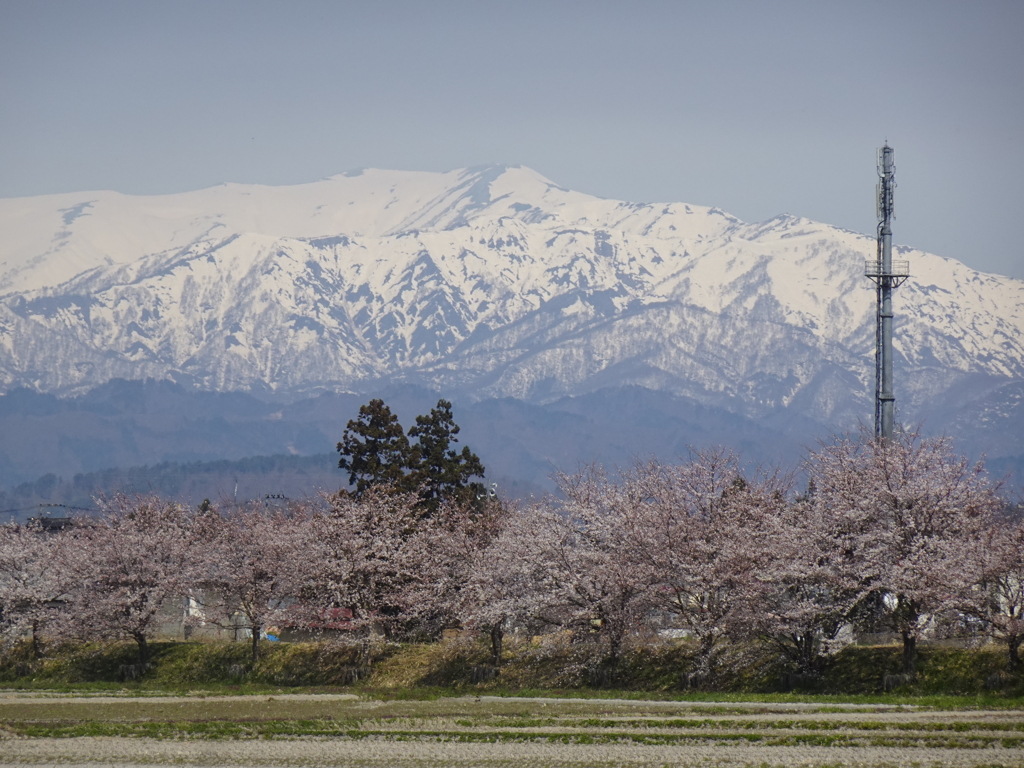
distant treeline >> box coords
[0,453,341,520]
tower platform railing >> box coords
[865,259,910,286]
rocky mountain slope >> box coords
[1,166,1021,490]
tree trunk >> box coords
[608,633,622,666]
[251,624,261,663]
[489,624,504,666]
[900,630,917,675]
[1008,635,1022,673]
[794,633,818,675]
[688,633,720,688]
[135,633,149,666]
[31,619,40,659]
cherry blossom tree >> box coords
[807,430,998,675]
[749,481,870,677]
[461,468,658,666]
[629,450,776,684]
[296,486,432,638]
[966,513,1024,672]
[543,468,659,663]
[0,521,73,656]
[402,495,504,645]
[195,502,307,662]
[461,500,553,665]
[511,469,656,664]
[63,494,202,665]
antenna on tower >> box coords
[865,144,909,439]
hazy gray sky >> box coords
[2,0,1022,278]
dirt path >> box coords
[2,735,1023,767]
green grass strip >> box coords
[563,717,1024,733]
[460,715,1024,733]
[7,720,1024,749]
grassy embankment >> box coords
[1,633,1022,703]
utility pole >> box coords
[865,144,909,439]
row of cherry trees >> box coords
[1,431,1021,678]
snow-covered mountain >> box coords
[1,165,1022,455]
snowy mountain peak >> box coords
[0,168,1021,453]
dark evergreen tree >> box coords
[337,398,486,510]
[337,399,415,496]
[407,399,486,512]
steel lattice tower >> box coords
[865,144,909,439]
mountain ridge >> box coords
[1,166,1021,488]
